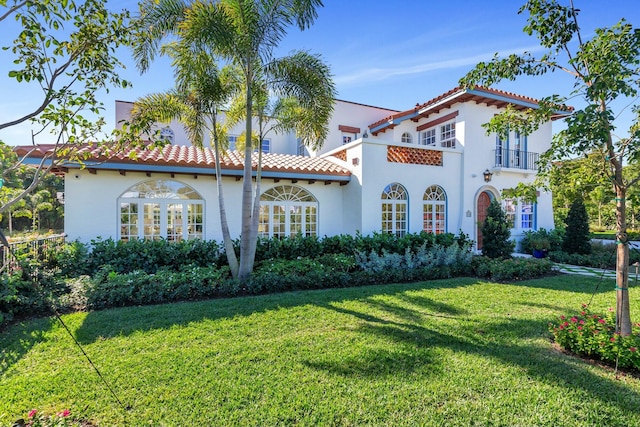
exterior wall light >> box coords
[483,169,493,183]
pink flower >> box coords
[609,307,615,312]
[598,319,606,324]
[57,409,71,418]
[571,317,578,323]
[559,324,564,330]
[28,409,37,418]
[577,326,583,331]
[560,315,566,320]
[581,311,586,316]
[630,347,637,353]
[610,337,617,342]
[579,320,585,325]
[582,303,588,308]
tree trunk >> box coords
[615,185,632,336]
[211,114,239,279]
[238,68,254,283]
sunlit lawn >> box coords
[2,275,640,426]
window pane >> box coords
[289,205,302,235]
[143,203,161,240]
[273,205,286,238]
[120,202,139,241]
[167,203,183,242]
[187,203,203,240]
[259,205,270,237]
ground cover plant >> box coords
[1,275,639,426]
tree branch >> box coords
[0,0,26,23]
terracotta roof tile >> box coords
[13,144,351,178]
[369,86,572,133]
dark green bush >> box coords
[481,200,515,259]
[520,228,564,254]
[87,238,223,274]
[563,197,591,255]
[85,265,231,309]
[471,256,555,282]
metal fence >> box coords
[1,233,66,275]
[493,149,540,171]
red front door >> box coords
[477,192,491,249]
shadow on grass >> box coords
[0,273,619,380]
[0,317,55,378]
[306,300,640,415]
[72,277,480,345]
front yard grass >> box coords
[1,275,639,426]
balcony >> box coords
[493,148,539,171]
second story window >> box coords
[440,122,455,148]
[297,138,307,156]
[160,127,175,144]
[261,139,270,153]
[401,132,413,144]
[420,128,436,146]
[228,135,237,151]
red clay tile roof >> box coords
[368,86,572,135]
[13,144,351,178]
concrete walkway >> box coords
[553,263,617,279]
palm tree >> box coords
[126,41,243,278]
[134,0,336,281]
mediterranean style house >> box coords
[16,86,564,250]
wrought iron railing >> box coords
[493,149,539,171]
[1,233,66,275]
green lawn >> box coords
[1,275,640,426]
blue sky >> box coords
[1,0,639,146]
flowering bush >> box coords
[13,409,75,427]
[549,305,640,370]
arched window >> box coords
[118,179,204,242]
[381,183,408,237]
[423,185,446,234]
[401,132,413,144]
[160,126,175,144]
[259,185,318,238]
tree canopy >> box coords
[0,0,136,219]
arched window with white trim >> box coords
[381,183,408,237]
[401,132,413,144]
[118,179,204,241]
[259,185,318,238]
[423,185,446,234]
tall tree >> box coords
[0,0,136,220]
[124,41,243,278]
[460,0,640,335]
[134,0,336,281]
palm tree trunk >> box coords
[238,68,254,282]
[247,147,263,272]
[211,113,239,279]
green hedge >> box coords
[2,231,559,327]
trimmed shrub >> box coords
[481,200,515,259]
[471,256,555,282]
[563,197,591,254]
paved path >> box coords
[553,263,617,279]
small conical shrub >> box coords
[562,197,591,254]
[481,200,515,259]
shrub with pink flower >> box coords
[549,305,640,370]
[15,408,76,427]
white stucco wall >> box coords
[115,100,298,154]
[64,168,349,243]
